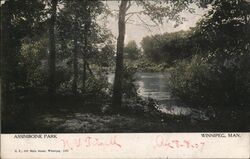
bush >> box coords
[170,55,213,108]
[135,58,168,72]
[85,76,110,96]
[170,53,250,110]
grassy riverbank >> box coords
[3,98,249,133]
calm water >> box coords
[135,72,172,102]
[108,72,208,120]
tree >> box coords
[194,0,250,52]
[72,12,79,96]
[141,31,192,64]
[124,40,140,60]
[0,0,45,121]
[112,0,196,111]
[170,0,250,113]
[112,0,128,112]
[82,0,92,92]
[48,0,58,97]
[196,0,250,108]
[57,0,110,95]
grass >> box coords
[2,94,250,133]
[3,106,249,133]
[28,110,196,133]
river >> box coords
[108,72,209,120]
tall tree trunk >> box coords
[72,17,78,96]
[82,61,86,92]
[48,0,57,97]
[82,3,91,92]
[112,0,128,112]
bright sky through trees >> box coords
[99,1,209,45]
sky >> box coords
[0,0,208,45]
[98,1,209,45]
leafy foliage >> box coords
[141,31,193,65]
[124,40,140,61]
[2,0,250,132]
[170,0,250,111]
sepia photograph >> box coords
[1,0,250,134]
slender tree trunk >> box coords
[112,0,128,112]
[82,61,86,92]
[82,3,91,92]
[48,0,57,97]
[73,17,78,96]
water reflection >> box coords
[108,72,172,102]
[108,72,208,119]
[135,72,171,102]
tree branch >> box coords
[125,10,146,22]
[125,0,132,12]
[80,52,94,76]
[126,10,145,16]
[125,13,134,22]
[136,14,158,29]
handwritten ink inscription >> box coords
[154,135,205,151]
[60,135,122,150]
[59,135,205,152]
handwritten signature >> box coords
[60,135,122,150]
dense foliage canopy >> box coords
[170,0,250,111]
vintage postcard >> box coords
[1,0,250,158]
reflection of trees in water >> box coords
[135,73,171,101]
[134,73,211,120]
[109,72,171,100]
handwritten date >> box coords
[155,135,205,151]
